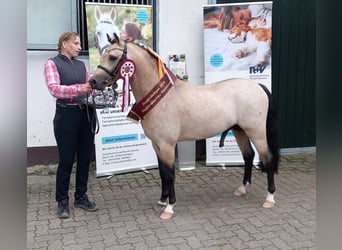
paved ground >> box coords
[27,152,316,249]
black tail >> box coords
[259,84,279,173]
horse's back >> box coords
[176,78,268,110]
[209,78,265,93]
[153,78,270,141]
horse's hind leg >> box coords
[252,141,277,208]
[234,128,276,208]
[232,127,255,197]
[264,168,276,208]
[255,83,280,208]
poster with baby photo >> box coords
[203,1,273,167]
[85,3,157,177]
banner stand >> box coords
[203,2,273,167]
[85,3,157,177]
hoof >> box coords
[262,200,275,208]
[160,211,173,220]
[234,189,246,197]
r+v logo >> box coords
[249,65,266,74]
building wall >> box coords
[27,51,57,147]
[157,0,207,85]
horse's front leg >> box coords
[157,157,169,206]
[157,158,176,219]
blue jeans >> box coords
[53,106,95,202]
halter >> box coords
[94,40,177,120]
[96,40,128,79]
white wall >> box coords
[157,0,207,84]
[27,0,208,147]
[27,51,90,147]
[27,51,56,147]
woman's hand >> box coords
[79,83,93,94]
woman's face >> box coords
[62,36,81,58]
[232,9,251,26]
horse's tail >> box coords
[259,84,279,173]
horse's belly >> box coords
[179,114,234,141]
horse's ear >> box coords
[106,33,120,45]
[113,33,120,44]
[95,6,101,23]
[110,7,117,21]
[106,33,112,44]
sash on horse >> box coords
[127,46,177,122]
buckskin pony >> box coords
[89,33,279,220]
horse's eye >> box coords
[108,55,117,61]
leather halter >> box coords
[96,40,128,79]
[95,41,178,122]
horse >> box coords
[94,6,119,56]
[88,33,279,220]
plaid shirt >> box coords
[44,59,91,100]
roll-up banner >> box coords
[85,3,157,176]
[203,1,273,166]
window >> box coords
[27,0,154,51]
[27,0,77,50]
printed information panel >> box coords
[94,107,157,176]
[203,1,273,166]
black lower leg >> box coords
[242,150,254,185]
[166,165,176,204]
[158,157,169,202]
[267,169,276,194]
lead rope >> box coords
[86,93,100,134]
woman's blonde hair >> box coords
[57,32,80,53]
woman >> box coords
[44,31,98,219]
[120,21,143,42]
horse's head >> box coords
[94,6,119,55]
[89,33,127,91]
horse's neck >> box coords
[129,49,161,101]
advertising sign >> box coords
[93,108,157,176]
[203,2,273,166]
[85,3,157,176]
